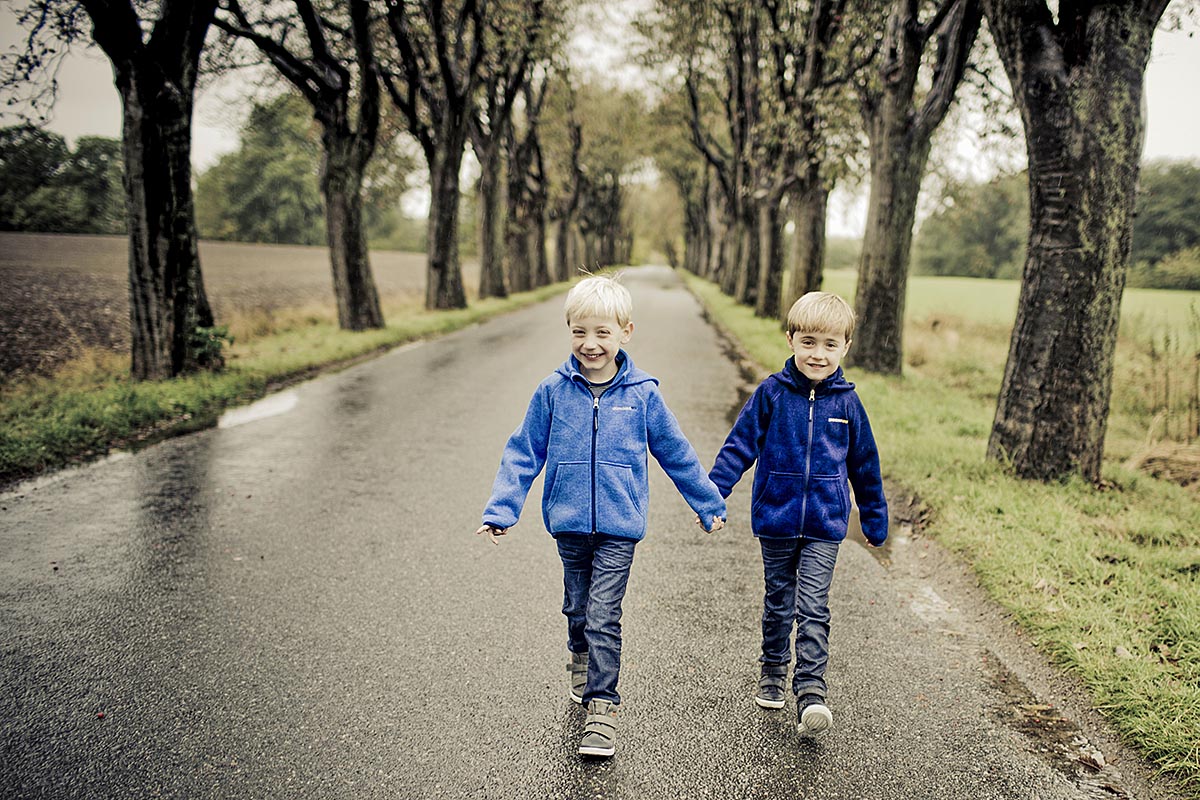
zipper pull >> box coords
[809,388,815,420]
[594,397,599,430]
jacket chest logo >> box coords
[611,405,636,412]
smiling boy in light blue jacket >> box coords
[477,273,726,758]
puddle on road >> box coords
[217,390,299,428]
[985,651,1134,798]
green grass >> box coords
[685,272,1200,793]
[821,269,1200,337]
[0,283,569,486]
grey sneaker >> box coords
[579,699,618,757]
[568,651,588,704]
[755,663,788,709]
[796,693,833,737]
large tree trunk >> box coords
[754,194,785,319]
[320,133,384,331]
[426,140,469,310]
[852,135,932,373]
[784,176,829,321]
[119,79,215,380]
[81,0,218,380]
[476,141,507,298]
[983,0,1162,482]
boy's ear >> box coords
[844,337,853,352]
[621,321,634,343]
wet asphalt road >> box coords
[0,266,1178,799]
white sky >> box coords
[2,14,1197,237]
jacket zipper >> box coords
[799,387,816,529]
[591,395,600,534]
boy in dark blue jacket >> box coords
[477,274,726,758]
[709,291,887,737]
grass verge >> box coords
[684,272,1200,793]
[0,283,568,488]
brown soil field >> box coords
[0,232,480,379]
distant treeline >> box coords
[0,126,125,235]
[5,116,1197,291]
[913,161,1200,290]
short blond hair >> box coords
[564,273,632,327]
[786,291,856,340]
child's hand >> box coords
[475,524,508,545]
[694,515,726,534]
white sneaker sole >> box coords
[797,704,833,736]
[570,690,583,704]
[754,695,786,709]
[578,744,615,757]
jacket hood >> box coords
[776,358,854,394]
[556,349,658,388]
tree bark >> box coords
[320,134,384,330]
[754,193,785,318]
[851,0,981,374]
[983,0,1165,482]
[427,140,468,310]
[476,139,508,298]
[81,0,219,380]
[784,174,829,320]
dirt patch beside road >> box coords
[0,232,479,379]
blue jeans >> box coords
[556,533,637,705]
[759,537,841,698]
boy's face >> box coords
[569,315,633,383]
[787,328,850,383]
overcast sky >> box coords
[2,14,1197,236]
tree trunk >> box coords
[784,178,829,321]
[754,194,785,319]
[476,141,507,298]
[554,216,573,282]
[118,66,214,380]
[733,203,760,306]
[850,135,931,373]
[81,0,219,380]
[320,133,384,331]
[505,205,533,292]
[531,206,550,287]
[983,1,1161,482]
[426,141,468,310]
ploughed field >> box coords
[0,232,479,378]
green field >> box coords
[820,269,1200,336]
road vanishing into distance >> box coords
[1,266,1185,799]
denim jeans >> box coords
[556,533,637,705]
[759,537,841,698]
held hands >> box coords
[694,515,726,534]
[475,524,508,545]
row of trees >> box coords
[913,161,1200,288]
[1,0,1185,485]
[643,0,1176,484]
[2,0,636,382]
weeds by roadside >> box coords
[684,273,1200,793]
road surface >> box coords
[0,266,1183,799]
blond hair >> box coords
[563,273,633,327]
[786,291,856,340]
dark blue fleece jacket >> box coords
[482,351,726,541]
[709,359,888,545]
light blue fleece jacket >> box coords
[482,351,726,540]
